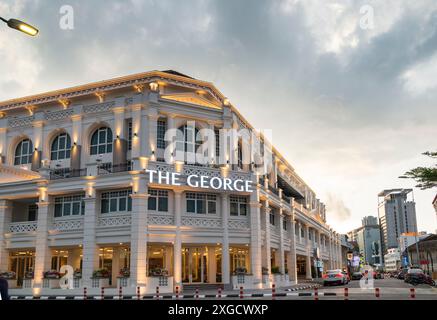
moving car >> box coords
[351,272,363,280]
[323,269,349,286]
[404,268,435,285]
[373,271,384,279]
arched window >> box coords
[51,133,71,160]
[90,127,113,155]
[175,124,202,163]
[14,139,33,165]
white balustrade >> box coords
[9,221,38,233]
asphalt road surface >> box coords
[271,278,437,300]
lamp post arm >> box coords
[0,17,8,23]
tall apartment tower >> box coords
[378,189,417,254]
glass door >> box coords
[182,247,208,283]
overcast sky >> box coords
[1,0,436,233]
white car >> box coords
[323,269,349,286]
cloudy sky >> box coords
[1,0,436,233]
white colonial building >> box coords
[0,70,342,296]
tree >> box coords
[399,151,437,189]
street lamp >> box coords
[0,17,38,36]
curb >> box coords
[9,284,325,300]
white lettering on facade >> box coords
[145,169,253,192]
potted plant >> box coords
[44,270,61,279]
[92,268,110,288]
[73,268,82,278]
[0,271,17,288]
[118,267,130,278]
[117,267,130,287]
[271,266,281,274]
[234,267,247,275]
[262,267,270,284]
[92,268,110,278]
[271,266,283,286]
[22,268,34,288]
[149,267,168,277]
[43,270,61,289]
[0,271,16,279]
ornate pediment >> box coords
[160,92,222,110]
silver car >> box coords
[323,269,349,286]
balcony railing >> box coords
[49,168,87,180]
[97,162,132,175]
[268,185,280,197]
[9,221,38,233]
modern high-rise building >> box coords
[378,189,417,254]
[347,216,382,266]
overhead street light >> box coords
[0,16,38,36]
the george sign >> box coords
[146,169,254,192]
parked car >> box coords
[351,272,363,280]
[373,271,384,279]
[323,269,349,286]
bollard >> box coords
[156,286,160,300]
[175,286,179,299]
[344,287,348,300]
[101,287,105,300]
[218,287,222,299]
[375,287,380,298]
[83,287,87,300]
[272,283,276,300]
[195,287,199,299]
[137,286,141,300]
[410,288,415,299]
[314,287,319,301]
[240,286,244,299]
[119,286,123,300]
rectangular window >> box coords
[283,219,287,230]
[230,196,248,216]
[215,129,220,157]
[269,212,275,225]
[148,189,169,212]
[54,194,85,218]
[28,204,38,221]
[157,119,167,149]
[186,193,217,214]
[100,189,132,214]
[127,120,133,151]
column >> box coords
[32,113,44,171]
[173,190,183,289]
[249,190,262,286]
[71,106,83,172]
[221,193,230,284]
[166,114,176,163]
[0,200,12,272]
[131,99,144,160]
[0,123,7,164]
[112,247,121,286]
[113,104,127,166]
[130,176,148,288]
[263,201,271,274]
[33,192,52,290]
[82,193,98,288]
[278,209,285,274]
[287,212,297,284]
[148,113,159,160]
[305,224,312,280]
[208,247,217,284]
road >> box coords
[271,278,437,300]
